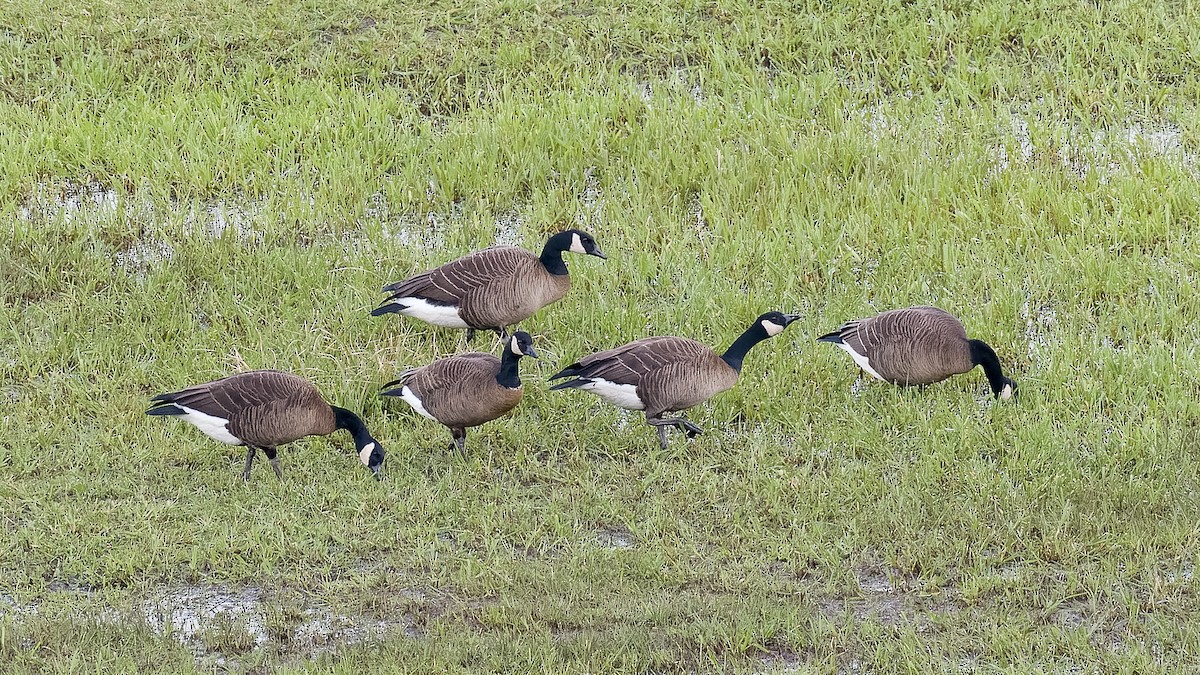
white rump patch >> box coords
[393,297,470,328]
[578,379,645,411]
[509,335,523,356]
[834,343,885,381]
[1000,383,1014,401]
[175,405,241,445]
[358,442,376,466]
[569,232,586,254]
[399,386,437,420]
[761,319,785,337]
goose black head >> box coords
[757,311,802,337]
[549,229,606,259]
[508,331,539,359]
[357,439,386,480]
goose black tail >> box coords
[548,379,588,391]
[815,331,845,344]
[145,402,185,416]
[371,302,406,317]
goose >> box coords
[381,331,538,454]
[146,370,386,480]
[371,229,606,341]
[548,311,801,449]
[816,305,1017,399]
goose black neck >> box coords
[495,348,524,389]
[539,236,571,276]
[332,406,373,446]
[720,325,771,374]
[968,339,1007,395]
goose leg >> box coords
[262,447,282,480]
[451,428,467,456]
[646,416,705,448]
[242,446,257,481]
[495,326,509,341]
[465,328,477,343]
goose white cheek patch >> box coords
[510,336,523,356]
[359,442,376,466]
[761,320,785,337]
[1000,384,1014,400]
[569,233,586,254]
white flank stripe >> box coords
[578,379,645,411]
[394,297,470,329]
[834,343,885,381]
[399,386,437,420]
[175,405,242,445]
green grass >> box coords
[2,0,1200,672]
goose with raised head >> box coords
[372,230,606,341]
[381,331,538,454]
[146,370,386,481]
[548,312,801,449]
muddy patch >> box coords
[362,188,451,252]
[115,236,174,278]
[987,113,1198,181]
[494,209,524,246]
[819,567,908,627]
[594,524,636,550]
[0,593,39,620]
[1021,298,1058,369]
[16,180,269,245]
[135,583,417,664]
[753,641,806,673]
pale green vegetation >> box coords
[2,0,1199,672]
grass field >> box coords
[2,0,1200,671]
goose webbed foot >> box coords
[263,447,282,480]
[677,420,704,438]
[646,416,705,448]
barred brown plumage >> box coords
[817,305,1017,399]
[548,312,801,449]
[146,370,385,481]
[380,331,538,455]
[371,229,605,341]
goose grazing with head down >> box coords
[816,305,1017,399]
[380,331,538,454]
[371,229,606,341]
[146,370,386,481]
[548,311,801,449]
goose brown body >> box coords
[834,306,974,385]
[550,312,801,449]
[147,370,386,480]
[372,230,605,338]
[381,246,570,330]
[817,305,1017,399]
[556,336,739,418]
[381,331,537,453]
[389,353,525,428]
[152,370,337,446]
